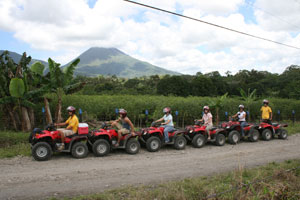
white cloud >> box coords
[0,0,299,75]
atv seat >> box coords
[169,129,177,133]
[272,123,279,127]
[210,127,217,131]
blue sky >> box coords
[0,0,299,74]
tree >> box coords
[46,58,84,123]
[208,93,228,125]
[239,88,256,121]
[0,51,48,131]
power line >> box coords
[244,0,300,31]
[123,0,300,50]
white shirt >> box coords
[237,111,246,122]
[202,113,213,126]
[163,114,174,126]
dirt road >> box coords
[1,134,300,200]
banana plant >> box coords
[47,58,84,123]
[208,93,228,125]
[240,88,257,121]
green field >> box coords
[31,95,300,129]
[49,159,300,200]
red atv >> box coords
[29,124,89,161]
[184,121,227,148]
[220,118,260,144]
[88,122,141,156]
[258,122,288,141]
[140,122,186,152]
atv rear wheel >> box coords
[174,136,186,150]
[249,129,259,142]
[279,129,288,139]
[71,142,88,159]
[228,130,240,144]
[126,138,140,154]
[215,134,226,146]
[92,139,110,157]
[192,134,206,148]
[32,142,52,161]
[146,136,161,152]
[262,129,272,141]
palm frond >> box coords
[64,82,86,94]
[64,58,80,85]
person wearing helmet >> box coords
[111,108,135,147]
[197,106,213,140]
[261,99,272,124]
[155,107,174,143]
[55,106,79,150]
[231,105,247,137]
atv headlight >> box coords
[143,131,147,135]
[226,126,230,129]
[189,130,193,133]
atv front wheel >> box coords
[262,129,272,141]
[92,139,110,157]
[249,129,260,142]
[71,142,88,159]
[174,136,187,150]
[146,136,161,152]
[32,142,53,161]
[126,138,140,154]
[279,129,288,139]
[192,134,206,148]
[215,134,226,146]
[228,130,240,144]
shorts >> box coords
[58,129,75,136]
[115,123,130,135]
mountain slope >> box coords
[0,50,48,66]
[1,48,180,78]
[69,47,180,78]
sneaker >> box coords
[114,143,119,147]
[57,144,65,151]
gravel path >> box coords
[1,134,300,200]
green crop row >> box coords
[32,95,300,127]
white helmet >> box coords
[263,99,269,104]
[239,105,244,109]
[203,106,209,111]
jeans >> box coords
[240,121,248,137]
[163,125,174,142]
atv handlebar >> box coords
[45,123,56,131]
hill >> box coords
[1,48,180,78]
[0,50,48,67]
[67,47,180,78]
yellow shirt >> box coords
[260,106,272,119]
[65,115,79,133]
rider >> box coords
[55,106,79,150]
[197,106,213,140]
[261,99,272,124]
[111,109,135,147]
[232,105,247,137]
[155,107,174,143]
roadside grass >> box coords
[53,160,300,200]
[0,131,31,158]
[284,121,300,135]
